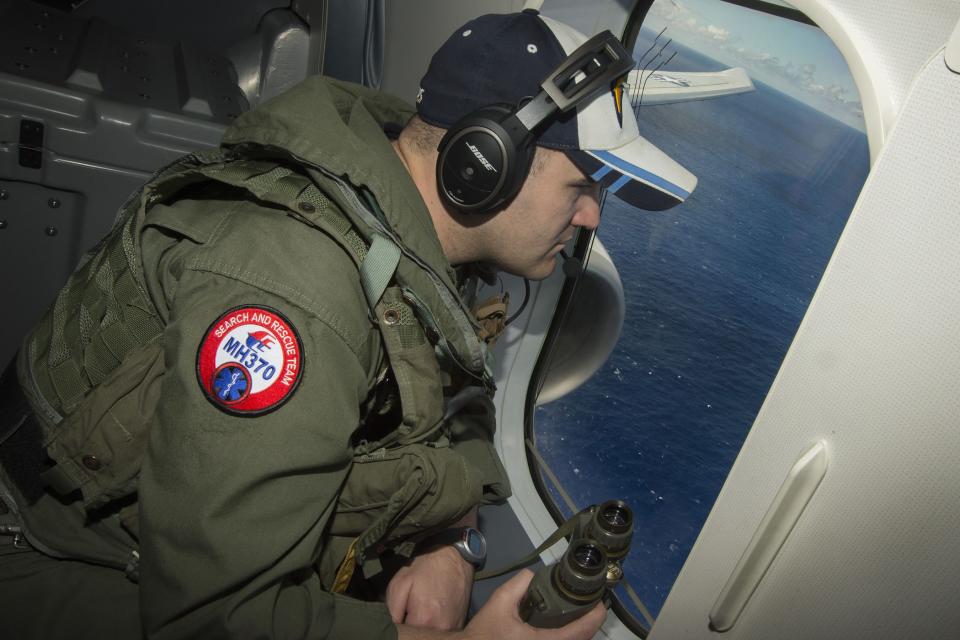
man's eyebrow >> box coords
[567,178,597,188]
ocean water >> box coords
[533,41,869,623]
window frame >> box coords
[518,0,868,635]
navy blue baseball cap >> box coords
[416,10,696,211]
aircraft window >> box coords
[528,0,869,632]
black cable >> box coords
[505,278,531,326]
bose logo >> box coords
[466,142,498,173]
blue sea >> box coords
[533,40,869,624]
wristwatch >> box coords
[420,526,487,569]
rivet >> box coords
[425,327,440,344]
[47,197,60,208]
[0,220,7,230]
[298,201,315,213]
[82,455,101,471]
[45,226,58,236]
[0,189,8,200]
[383,309,400,326]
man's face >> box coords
[484,149,602,280]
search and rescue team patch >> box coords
[196,305,304,416]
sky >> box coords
[641,0,865,129]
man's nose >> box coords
[573,196,601,230]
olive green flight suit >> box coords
[0,77,510,639]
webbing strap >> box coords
[361,234,401,308]
[473,508,588,581]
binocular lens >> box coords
[572,543,604,571]
[594,500,632,536]
[558,540,608,599]
[600,503,631,530]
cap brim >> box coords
[567,136,698,212]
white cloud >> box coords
[644,0,864,127]
[701,24,730,41]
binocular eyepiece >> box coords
[586,499,632,561]
[518,500,634,629]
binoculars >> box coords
[518,500,633,628]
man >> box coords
[0,9,693,640]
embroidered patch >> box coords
[196,305,304,416]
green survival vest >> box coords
[14,140,505,582]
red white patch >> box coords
[196,305,304,416]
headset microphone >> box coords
[559,250,582,279]
[437,31,635,216]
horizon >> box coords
[640,0,866,132]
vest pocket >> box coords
[329,442,483,551]
[42,340,164,511]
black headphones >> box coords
[436,30,635,216]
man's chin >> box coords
[520,255,559,281]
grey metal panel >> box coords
[0,1,249,121]
[0,0,248,366]
[72,0,288,55]
[379,0,528,105]
[0,180,84,368]
[1,100,200,371]
[229,9,313,107]
[318,0,384,88]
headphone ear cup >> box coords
[437,104,536,215]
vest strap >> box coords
[361,234,401,308]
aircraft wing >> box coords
[626,67,755,105]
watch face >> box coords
[465,528,484,556]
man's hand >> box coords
[397,569,606,640]
[387,544,475,630]
[461,569,606,640]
